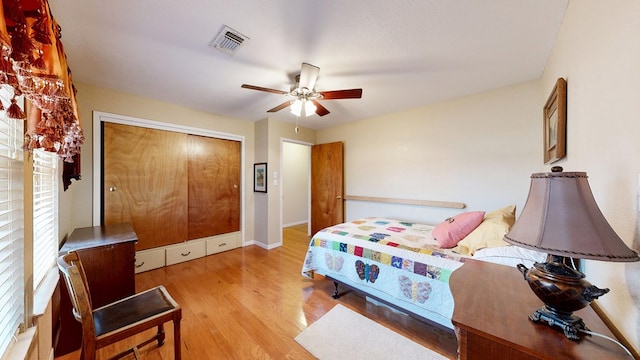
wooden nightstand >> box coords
[450,259,631,359]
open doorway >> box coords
[281,140,311,246]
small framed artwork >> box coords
[254,162,267,193]
[543,78,567,164]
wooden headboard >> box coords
[344,195,465,209]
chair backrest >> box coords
[57,252,98,346]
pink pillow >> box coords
[432,211,486,248]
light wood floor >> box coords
[55,224,458,359]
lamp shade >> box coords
[504,168,639,262]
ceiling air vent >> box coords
[209,25,249,56]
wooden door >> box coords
[311,141,344,235]
[103,123,189,250]
[187,135,241,239]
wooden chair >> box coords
[58,251,182,360]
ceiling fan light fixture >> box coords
[290,98,316,117]
[241,62,363,117]
[290,99,303,117]
[304,100,316,117]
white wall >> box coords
[542,0,640,353]
[317,80,542,225]
[282,142,310,227]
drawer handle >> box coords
[181,251,191,257]
[135,261,145,268]
[219,242,227,247]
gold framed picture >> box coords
[543,78,567,164]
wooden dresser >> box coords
[55,223,138,356]
[450,259,631,359]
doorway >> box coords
[281,140,312,243]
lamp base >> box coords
[529,305,589,340]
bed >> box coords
[301,206,546,329]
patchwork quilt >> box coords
[301,217,469,328]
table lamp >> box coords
[504,166,639,340]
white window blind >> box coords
[0,106,25,357]
[32,148,58,289]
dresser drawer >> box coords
[166,240,206,266]
[135,248,166,273]
[206,232,241,255]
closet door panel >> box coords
[188,135,241,240]
[103,123,189,250]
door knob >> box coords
[336,195,342,199]
[109,186,117,192]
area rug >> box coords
[294,304,449,360]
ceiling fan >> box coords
[241,62,363,117]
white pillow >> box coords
[472,245,547,268]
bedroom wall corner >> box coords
[253,119,269,247]
[253,118,315,248]
[541,0,640,354]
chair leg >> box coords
[80,343,96,360]
[174,318,182,360]
[156,324,166,346]
[79,347,91,360]
[132,346,141,359]
[111,325,165,360]
[110,346,137,360]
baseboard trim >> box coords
[247,240,282,250]
[283,220,308,228]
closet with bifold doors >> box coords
[102,122,241,272]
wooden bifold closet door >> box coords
[103,123,240,251]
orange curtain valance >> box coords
[0,0,83,165]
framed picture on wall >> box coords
[543,78,567,164]
[254,162,267,193]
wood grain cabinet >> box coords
[450,259,630,359]
[55,223,137,356]
[102,122,241,254]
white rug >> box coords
[295,304,449,360]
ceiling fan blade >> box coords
[298,63,320,91]
[267,100,294,113]
[241,84,288,95]
[319,88,363,100]
[312,100,330,116]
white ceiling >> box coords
[49,0,568,130]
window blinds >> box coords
[0,110,24,357]
[32,149,58,290]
